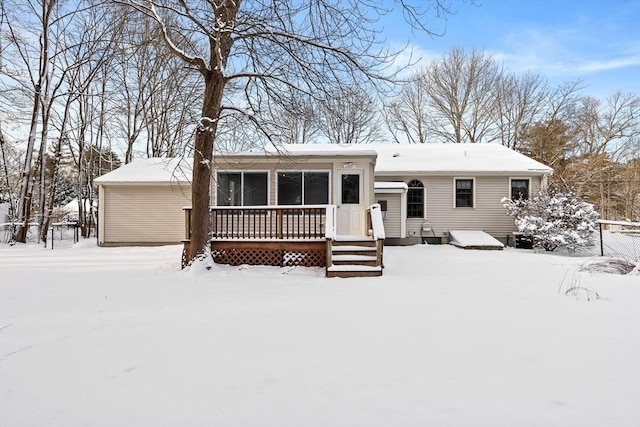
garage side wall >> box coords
[100,184,192,245]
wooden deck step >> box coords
[331,254,378,267]
[333,235,375,242]
[326,265,383,278]
[331,245,377,256]
[327,234,383,278]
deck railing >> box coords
[183,205,336,241]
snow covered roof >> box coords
[267,144,378,158]
[276,143,553,175]
[94,158,192,184]
[375,182,408,190]
[95,144,552,184]
[62,198,96,213]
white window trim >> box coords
[215,170,270,206]
[453,177,476,208]
[275,170,332,205]
[509,177,531,200]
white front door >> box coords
[337,169,364,235]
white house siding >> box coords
[376,192,402,238]
[100,184,191,245]
[379,175,543,243]
[214,158,376,208]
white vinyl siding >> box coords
[379,175,544,242]
[101,184,191,244]
[377,193,402,238]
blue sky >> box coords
[387,0,640,99]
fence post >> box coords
[599,222,604,257]
[51,227,54,250]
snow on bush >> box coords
[503,191,600,253]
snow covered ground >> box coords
[1,240,638,427]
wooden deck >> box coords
[182,205,385,277]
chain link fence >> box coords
[598,220,640,263]
[1,222,80,247]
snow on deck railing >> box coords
[369,203,385,240]
[325,205,336,240]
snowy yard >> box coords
[0,241,638,427]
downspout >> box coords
[97,184,104,246]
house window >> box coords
[277,171,329,205]
[217,172,268,206]
[510,179,530,201]
[341,174,360,204]
[407,180,424,218]
[455,178,474,208]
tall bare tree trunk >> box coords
[15,89,41,243]
[0,126,16,222]
[189,74,224,261]
[36,93,51,243]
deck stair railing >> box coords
[325,204,385,278]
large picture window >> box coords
[217,172,268,206]
[455,178,474,208]
[277,171,329,205]
[407,180,424,218]
[510,179,530,201]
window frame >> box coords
[509,177,531,201]
[453,177,475,208]
[406,179,425,219]
[276,170,331,206]
[216,170,270,206]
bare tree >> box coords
[269,89,320,146]
[384,72,431,143]
[573,92,640,159]
[568,92,640,219]
[1,0,118,242]
[123,0,457,264]
[317,86,383,144]
[2,0,60,242]
[144,62,202,157]
[423,46,501,143]
[37,1,119,242]
[384,46,502,144]
[0,125,19,221]
[493,71,548,150]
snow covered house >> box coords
[94,143,552,276]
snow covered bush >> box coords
[502,191,600,253]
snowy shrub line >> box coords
[580,258,637,275]
[502,191,600,253]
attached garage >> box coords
[95,158,192,246]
